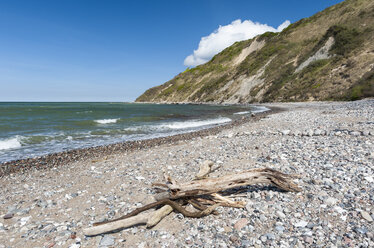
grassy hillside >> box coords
[136,0,374,103]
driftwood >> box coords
[83,163,301,236]
[166,168,301,199]
[84,205,173,236]
[195,160,214,179]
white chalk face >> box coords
[184,19,290,67]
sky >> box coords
[0,0,343,102]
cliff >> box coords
[136,0,374,103]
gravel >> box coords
[0,99,373,247]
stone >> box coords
[7,205,17,214]
[364,176,374,183]
[3,213,14,219]
[354,227,368,235]
[304,236,313,244]
[294,220,308,228]
[234,218,248,230]
[69,244,80,248]
[229,235,239,243]
[293,130,301,136]
[260,235,267,242]
[276,211,286,218]
[259,215,267,222]
[275,225,285,232]
[100,235,115,247]
[241,239,251,247]
[20,216,31,226]
[362,131,370,136]
[324,197,338,206]
[307,130,314,136]
[350,131,361,136]
[281,130,290,135]
[360,211,373,222]
[265,233,275,240]
[314,129,323,136]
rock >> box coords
[275,225,285,232]
[69,244,80,248]
[226,133,234,138]
[294,220,308,228]
[304,236,313,244]
[20,216,31,226]
[307,129,314,136]
[350,131,361,136]
[234,218,248,230]
[364,176,374,183]
[314,129,323,136]
[46,242,56,248]
[71,193,78,198]
[100,235,115,247]
[260,235,267,242]
[324,197,338,206]
[276,211,286,218]
[362,130,370,136]
[229,235,239,243]
[293,130,301,136]
[241,239,251,247]
[259,215,267,222]
[354,227,368,235]
[281,130,290,135]
[3,213,14,219]
[7,205,17,214]
[360,211,373,222]
[265,233,275,240]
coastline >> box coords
[1,99,373,247]
[0,105,281,177]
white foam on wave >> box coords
[94,118,119,124]
[0,137,22,150]
[160,117,231,130]
[233,111,251,115]
[251,106,270,113]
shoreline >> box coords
[0,105,281,177]
[0,99,373,247]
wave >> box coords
[0,137,22,150]
[76,110,93,114]
[233,111,251,115]
[160,117,231,129]
[251,106,270,113]
[94,118,119,124]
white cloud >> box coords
[184,19,291,67]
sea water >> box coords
[0,102,268,163]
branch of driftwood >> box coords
[83,162,301,236]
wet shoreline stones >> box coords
[0,108,280,178]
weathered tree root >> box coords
[85,166,301,236]
[84,205,173,236]
[93,198,220,227]
[165,167,301,199]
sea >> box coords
[0,102,269,163]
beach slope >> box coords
[0,99,373,247]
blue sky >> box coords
[0,0,343,102]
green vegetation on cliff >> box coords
[136,0,374,103]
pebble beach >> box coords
[1,99,373,248]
